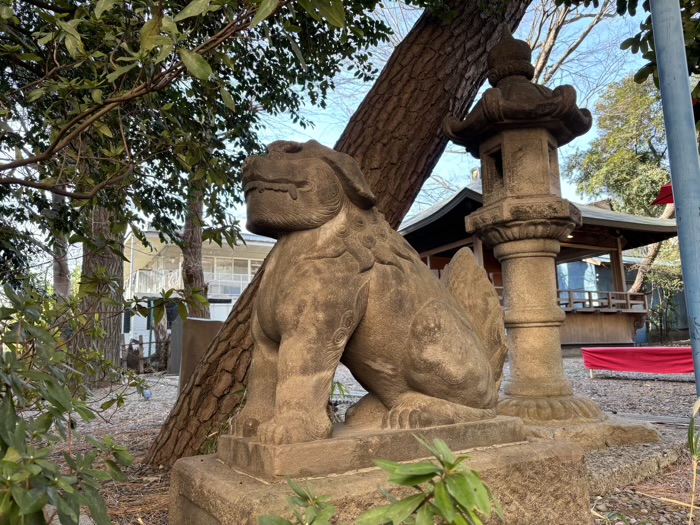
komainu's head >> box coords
[242,140,376,238]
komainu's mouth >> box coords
[243,178,311,201]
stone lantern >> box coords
[444,28,608,429]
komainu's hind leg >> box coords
[344,393,388,429]
[383,392,496,430]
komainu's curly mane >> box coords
[331,205,419,273]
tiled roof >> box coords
[399,185,677,235]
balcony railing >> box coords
[130,269,182,295]
[557,290,648,312]
[128,269,253,298]
[493,287,648,313]
[205,273,250,297]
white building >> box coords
[123,229,275,353]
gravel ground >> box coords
[82,357,698,524]
[335,357,698,419]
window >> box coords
[216,258,233,281]
[123,310,132,333]
[203,257,214,281]
[205,257,263,297]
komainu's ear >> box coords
[320,153,376,210]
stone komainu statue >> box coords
[232,140,507,445]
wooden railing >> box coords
[557,290,648,312]
[493,287,648,313]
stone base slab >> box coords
[217,416,526,480]
[527,415,660,450]
[170,440,592,525]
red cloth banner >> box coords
[652,183,674,205]
[581,347,694,374]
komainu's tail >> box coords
[440,247,508,389]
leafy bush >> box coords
[0,283,147,525]
[259,437,502,525]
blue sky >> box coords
[236,2,648,226]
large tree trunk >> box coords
[181,184,211,319]
[145,0,530,466]
[73,206,124,366]
[52,191,71,298]
[628,203,676,294]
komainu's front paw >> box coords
[257,415,333,445]
[383,406,425,429]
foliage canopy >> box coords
[0,0,396,277]
[563,77,669,216]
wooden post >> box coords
[138,335,145,374]
[121,343,128,370]
[610,237,628,294]
[473,237,484,267]
[568,289,574,309]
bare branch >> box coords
[541,0,615,85]
[532,5,569,83]
[18,0,75,14]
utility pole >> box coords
[650,0,700,396]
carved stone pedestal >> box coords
[217,417,525,480]
[170,438,592,525]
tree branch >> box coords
[533,5,569,83]
[541,0,614,86]
[0,4,269,182]
[18,0,75,14]
[0,165,133,199]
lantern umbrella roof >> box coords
[443,27,592,157]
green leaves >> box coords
[251,0,280,27]
[107,63,138,83]
[689,398,700,460]
[94,0,116,19]
[174,0,213,22]
[251,438,504,525]
[0,283,149,525]
[376,460,441,486]
[316,0,346,28]
[259,478,337,525]
[360,438,502,525]
[179,49,212,81]
[220,87,236,111]
[140,18,165,52]
[56,19,85,57]
[259,517,294,525]
[298,0,346,28]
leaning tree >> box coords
[146,0,531,466]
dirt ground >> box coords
[79,358,698,524]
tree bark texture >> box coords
[145,0,530,467]
[73,206,124,365]
[51,191,71,298]
[628,203,676,294]
[181,185,211,319]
